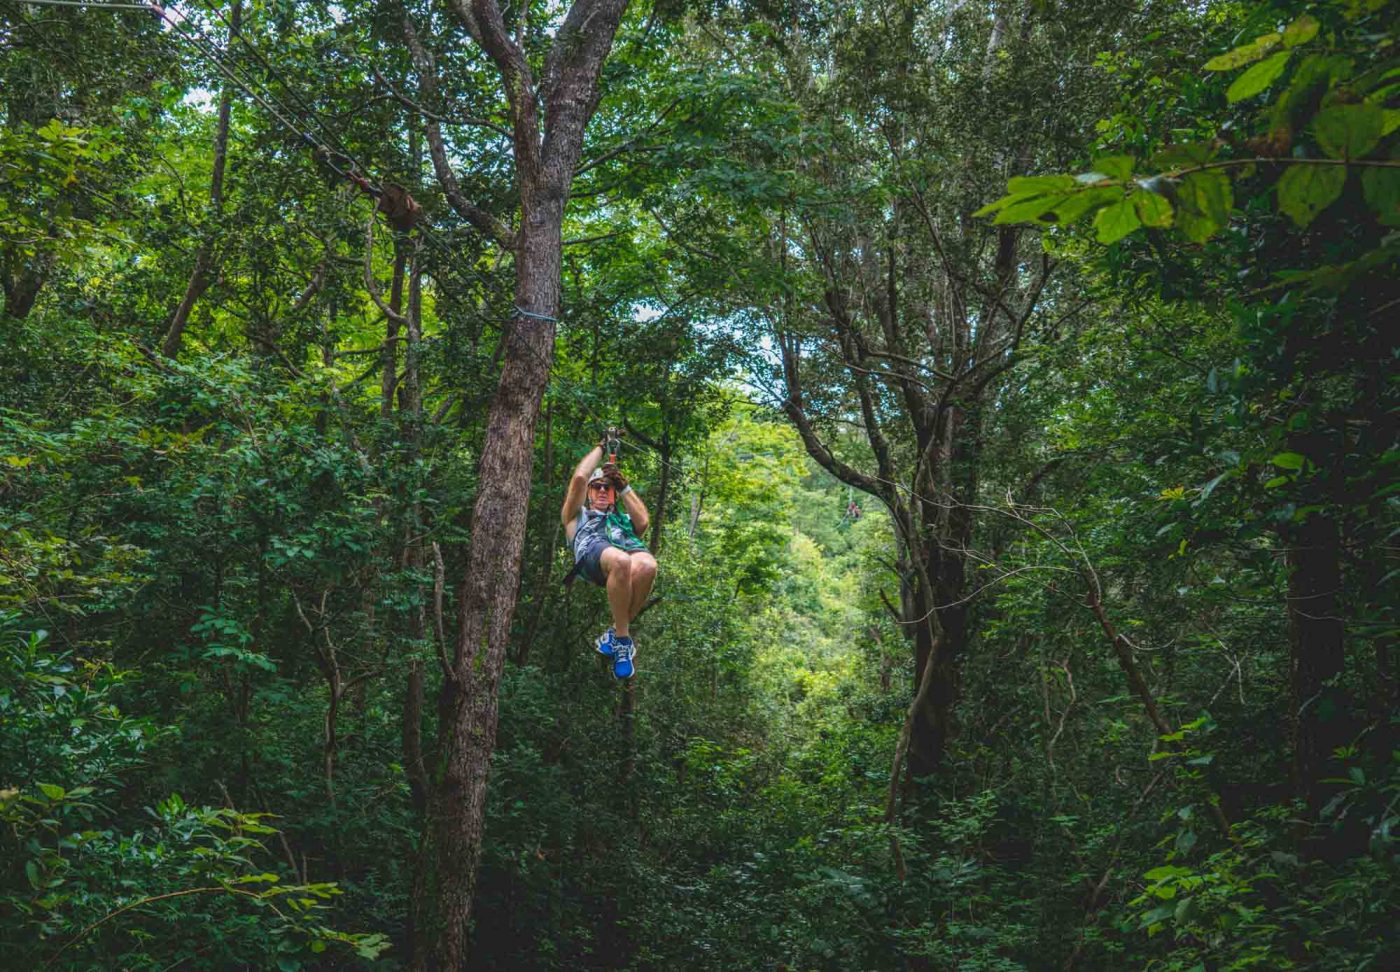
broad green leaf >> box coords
[1174,170,1233,242]
[1361,165,1400,226]
[1203,33,1281,71]
[972,194,1022,217]
[1133,191,1174,228]
[1140,904,1175,928]
[1094,198,1141,243]
[993,193,1071,224]
[1006,174,1077,195]
[1051,186,1119,224]
[1277,163,1346,226]
[37,782,65,801]
[1153,142,1216,170]
[1091,155,1134,180]
[1341,0,1387,19]
[1313,103,1384,159]
[1271,451,1306,470]
[1226,51,1290,103]
[1283,14,1319,48]
[1271,55,1355,132]
[1383,110,1400,136]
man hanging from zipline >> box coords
[561,430,657,679]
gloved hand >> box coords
[601,462,629,493]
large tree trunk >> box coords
[906,403,980,778]
[906,552,968,779]
[409,2,630,965]
[415,198,562,972]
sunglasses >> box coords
[589,482,613,491]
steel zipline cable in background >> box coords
[5,0,704,489]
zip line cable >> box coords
[8,0,516,302]
[7,0,697,486]
[154,7,346,175]
[6,0,348,174]
[161,2,518,303]
[1,0,154,7]
[188,0,356,164]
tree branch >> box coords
[364,217,412,328]
[402,11,517,248]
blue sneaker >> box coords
[612,636,636,679]
[595,628,616,657]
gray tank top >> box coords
[573,509,610,561]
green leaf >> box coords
[1283,14,1320,48]
[1313,103,1384,159]
[973,193,1023,217]
[1174,170,1233,242]
[975,178,1078,218]
[993,193,1071,224]
[25,860,40,889]
[1271,54,1355,134]
[1094,198,1141,243]
[37,782,65,801]
[1006,174,1077,195]
[1227,51,1291,103]
[1271,451,1306,470]
[1341,0,1387,20]
[1140,904,1175,928]
[1153,142,1216,170]
[1360,165,1400,226]
[1204,33,1282,71]
[1091,155,1135,180]
[1133,191,1174,228]
[1050,186,1119,224]
[1277,163,1346,226]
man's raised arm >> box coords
[561,442,603,527]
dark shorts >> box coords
[577,541,608,587]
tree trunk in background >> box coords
[649,436,673,554]
[906,402,983,777]
[162,0,239,358]
[1288,508,1345,811]
[382,241,409,418]
[1,258,48,319]
[410,1,631,966]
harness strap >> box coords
[562,558,584,588]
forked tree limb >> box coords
[162,0,240,357]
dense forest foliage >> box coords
[1,0,1396,968]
